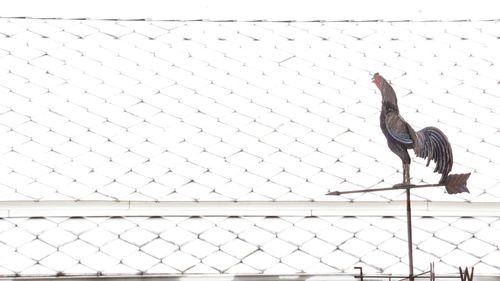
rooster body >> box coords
[373,73,469,194]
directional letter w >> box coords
[459,267,474,281]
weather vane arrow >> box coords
[326,176,470,196]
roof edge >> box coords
[6,273,500,281]
[1,201,499,217]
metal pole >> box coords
[406,187,414,281]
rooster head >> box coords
[372,72,398,106]
[372,72,384,90]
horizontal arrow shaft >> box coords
[327,183,444,196]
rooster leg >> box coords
[403,163,411,184]
[394,163,412,188]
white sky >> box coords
[1,0,499,21]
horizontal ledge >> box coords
[0,273,349,281]
[0,201,499,218]
[7,273,500,281]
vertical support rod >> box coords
[406,187,414,281]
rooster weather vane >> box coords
[328,73,472,281]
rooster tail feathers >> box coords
[444,173,471,194]
[415,126,453,182]
[414,127,470,194]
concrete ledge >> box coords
[1,200,499,217]
[6,273,500,281]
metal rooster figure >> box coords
[372,73,470,194]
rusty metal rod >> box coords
[406,187,415,281]
[327,183,443,196]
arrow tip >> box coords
[327,191,341,196]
